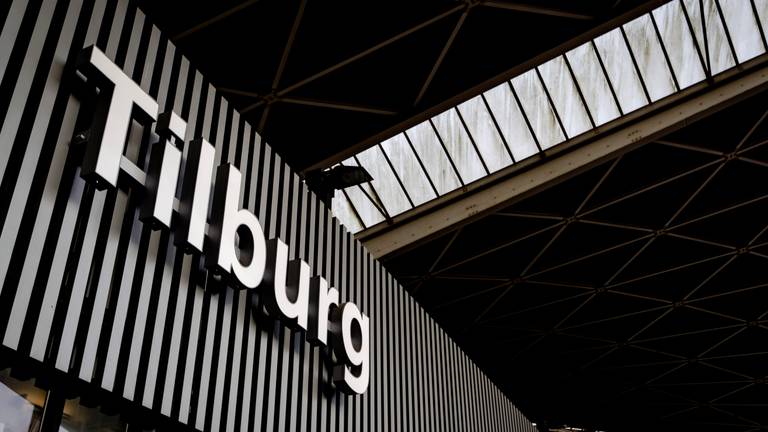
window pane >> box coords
[431,109,486,184]
[720,0,766,62]
[683,0,737,74]
[483,83,539,161]
[457,95,513,172]
[537,56,592,138]
[355,145,411,216]
[343,184,385,228]
[380,134,435,207]
[594,27,648,113]
[652,1,707,89]
[340,159,386,227]
[511,69,565,149]
[758,0,768,32]
[406,121,461,195]
[566,42,621,126]
[623,14,677,101]
[332,192,364,233]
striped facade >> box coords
[0,0,535,430]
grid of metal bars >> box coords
[332,0,768,233]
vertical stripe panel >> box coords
[0,0,537,430]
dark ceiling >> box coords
[137,0,662,172]
[384,89,768,431]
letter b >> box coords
[206,164,267,289]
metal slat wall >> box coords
[0,1,537,431]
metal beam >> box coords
[481,1,595,20]
[413,10,469,106]
[280,96,398,115]
[172,0,261,41]
[358,60,768,259]
[257,0,308,132]
[240,4,465,114]
[217,87,262,98]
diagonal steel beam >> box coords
[699,360,757,380]
[670,193,768,232]
[735,108,768,151]
[660,405,699,420]
[494,211,565,220]
[431,274,509,282]
[610,289,673,304]
[595,354,762,373]
[433,220,564,275]
[651,379,753,387]
[172,0,261,41]
[606,251,734,290]
[683,255,739,301]
[687,282,768,304]
[737,156,768,168]
[480,1,595,20]
[279,97,398,115]
[656,139,726,156]
[697,327,748,361]
[559,314,750,357]
[666,232,737,250]
[560,301,760,356]
[240,4,466,115]
[564,305,672,340]
[456,220,580,327]
[257,0,308,132]
[685,305,745,324]
[633,323,746,345]
[413,10,469,107]
[433,279,514,310]
[525,279,596,290]
[411,228,463,295]
[523,234,653,281]
[710,405,761,427]
[578,218,654,233]
[429,228,462,273]
[217,87,262,98]
[579,302,749,372]
[272,0,306,91]
[474,291,593,322]
[578,159,721,219]
[340,188,366,230]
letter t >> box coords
[77,46,159,189]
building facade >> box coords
[0,0,535,430]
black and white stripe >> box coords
[0,0,536,430]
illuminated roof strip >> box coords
[333,0,768,233]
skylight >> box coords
[332,0,768,233]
